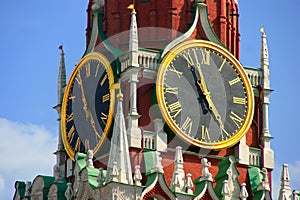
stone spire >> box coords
[279,164,293,200]
[128,3,139,68]
[259,28,274,169]
[53,45,66,181]
[170,146,186,192]
[260,27,270,89]
[106,91,133,184]
[57,45,66,106]
[126,4,142,148]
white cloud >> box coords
[0,118,57,200]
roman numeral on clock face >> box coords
[229,77,240,86]
[181,117,193,135]
[200,49,210,65]
[229,111,243,127]
[167,101,182,118]
[100,74,108,87]
[102,93,110,102]
[201,125,210,141]
[181,51,194,68]
[233,97,246,105]
[165,84,178,95]
[100,112,108,124]
[168,63,183,78]
[85,62,91,78]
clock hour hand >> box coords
[190,66,208,114]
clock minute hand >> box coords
[196,81,224,128]
[194,63,224,128]
[76,73,101,139]
[76,73,89,120]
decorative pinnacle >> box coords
[127,4,135,13]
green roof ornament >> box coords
[215,155,241,199]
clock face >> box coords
[156,40,254,149]
[61,52,115,159]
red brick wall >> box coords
[86,0,240,58]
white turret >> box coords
[260,28,274,169]
[126,4,142,148]
[106,91,133,184]
[170,146,186,192]
[279,164,293,200]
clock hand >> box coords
[190,66,208,114]
[193,63,224,128]
[76,73,101,139]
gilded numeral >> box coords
[229,111,243,127]
[218,59,226,72]
[200,49,210,65]
[165,84,178,95]
[201,125,211,141]
[181,117,193,135]
[100,74,108,87]
[229,77,240,86]
[100,112,108,124]
[68,95,76,102]
[75,73,82,86]
[167,101,182,118]
[233,97,246,105]
[220,126,231,140]
[102,93,110,103]
[181,51,194,68]
[95,63,100,77]
[168,63,183,78]
[66,113,74,123]
[85,62,91,78]
[75,138,81,151]
[67,125,75,142]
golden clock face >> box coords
[61,52,115,160]
[156,40,254,150]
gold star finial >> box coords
[127,3,135,13]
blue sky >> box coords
[1,0,299,199]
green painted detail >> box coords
[76,152,87,171]
[87,167,100,189]
[253,190,264,200]
[248,167,263,193]
[143,150,156,175]
[53,181,68,200]
[214,156,240,198]
[33,175,55,200]
[144,172,158,188]
[243,66,262,71]
[13,181,26,199]
[193,178,207,196]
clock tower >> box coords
[13,0,275,199]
